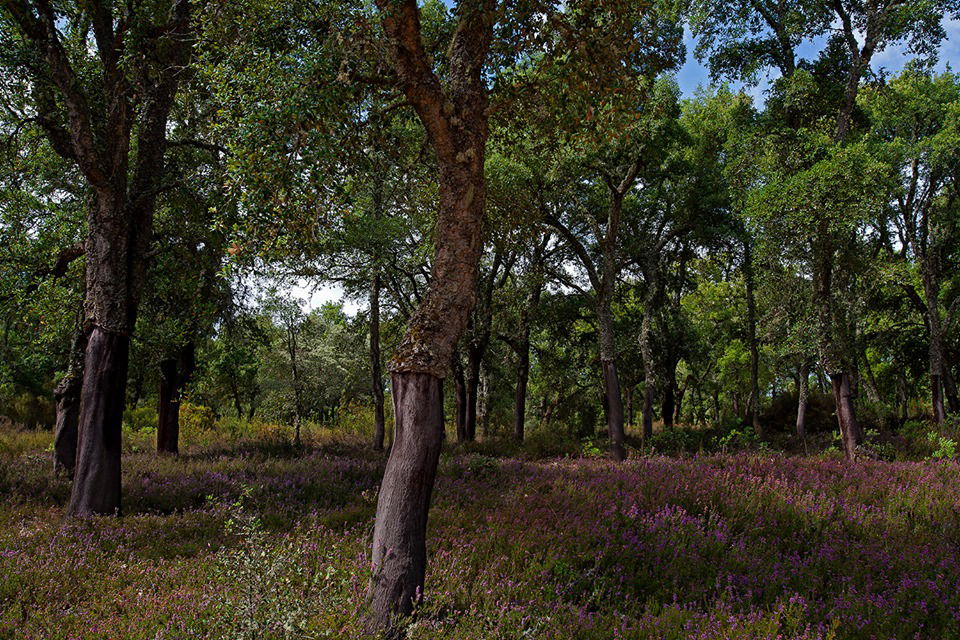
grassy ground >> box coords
[2,425,959,639]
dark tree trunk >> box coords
[370,274,386,451]
[453,355,467,443]
[513,343,530,441]
[365,2,493,629]
[796,362,809,439]
[831,372,859,461]
[661,377,676,429]
[598,303,626,461]
[478,368,491,439]
[157,358,179,454]
[465,346,482,441]
[640,302,655,441]
[625,384,634,428]
[54,329,87,475]
[67,328,129,517]
[675,374,691,425]
[510,234,547,441]
[924,273,948,424]
[366,372,444,628]
[897,373,909,423]
[944,366,959,415]
[601,360,627,461]
[156,342,195,455]
[744,241,761,434]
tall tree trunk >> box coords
[831,372,859,461]
[157,358,179,453]
[54,329,87,475]
[510,234,547,441]
[513,342,530,441]
[370,273,386,451]
[478,366,491,439]
[661,376,676,429]
[453,355,467,443]
[814,238,860,461]
[365,2,493,628]
[943,365,959,415]
[157,342,195,455]
[367,372,444,628]
[924,272,948,424]
[68,327,129,516]
[675,374,691,425]
[464,346,482,441]
[744,241,761,434]
[860,348,882,404]
[598,304,626,461]
[640,300,655,441]
[796,361,809,439]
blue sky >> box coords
[303,12,960,313]
[675,18,960,101]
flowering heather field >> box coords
[2,430,959,639]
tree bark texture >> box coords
[796,362,809,438]
[831,372,859,461]
[744,241,761,434]
[54,328,87,475]
[366,372,444,630]
[370,274,387,451]
[67,328,128,516]
[366,0,495,630]
[156,342,195,454]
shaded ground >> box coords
[1,428,958,639]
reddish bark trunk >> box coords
[831,372,859,461]
[365,1,493,629]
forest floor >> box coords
[1,426,958,639]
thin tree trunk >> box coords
[796,362,809,438]
[453,355,467,443]
[944,365,959,415]
[640,301,655,441]
[478,366,491,439]
[370,274,386,451]
[157,358,179,454]
[598,305,626,461]
[675,374,691,425]
[744,241,761,434]
[465,346,481,441]
[924,272,948,424]
[513,343,530,441]
[860,348,881,405]
[662,376,676,429]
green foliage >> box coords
[123,407,158,433]
[926,431,958,460]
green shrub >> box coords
[123,406,158,432]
